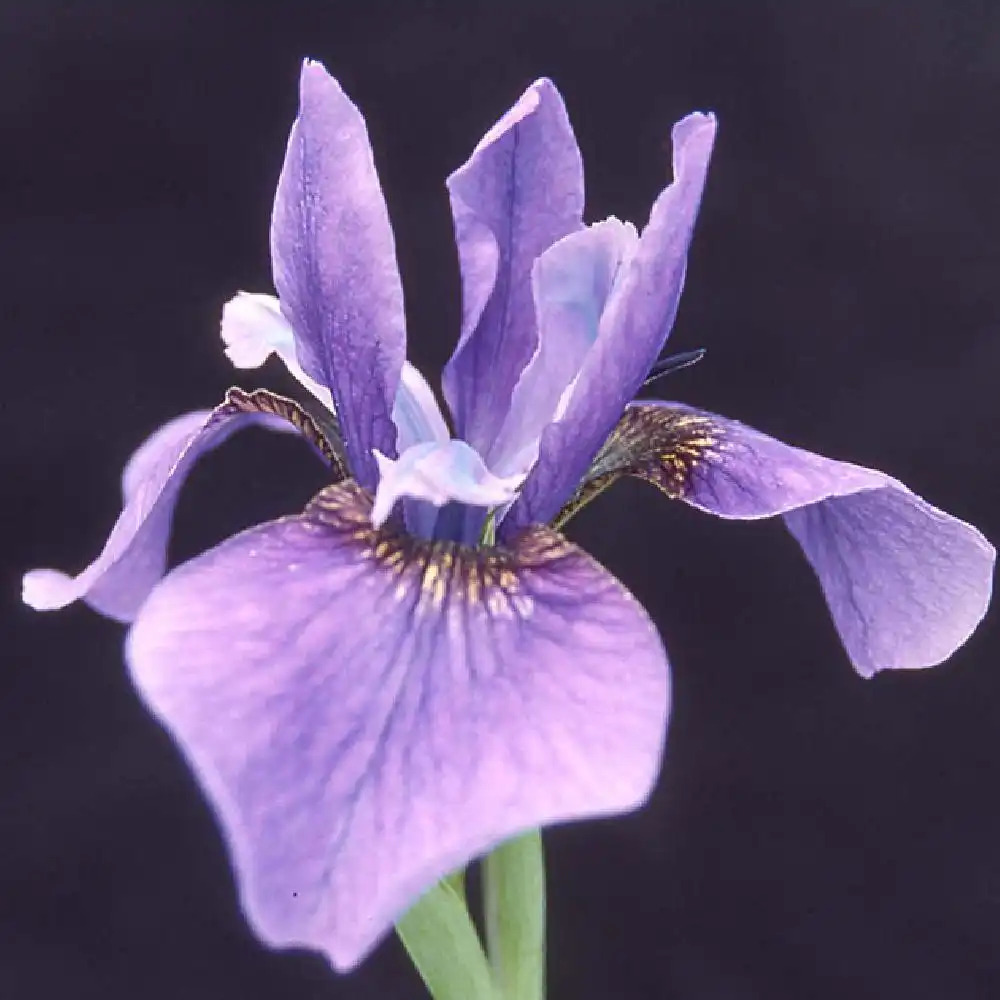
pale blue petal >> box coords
[507,112,716,532]
[489,218,638,477]
[221,291,448,453]
[371,440,522,530]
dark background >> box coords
[3,1,1000,997]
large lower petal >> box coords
[443,79,584,454]
[126,482,668,970]
[508,112,716,530]
[545,402,994,676]
[270,60,407,491]
[22,389,337,623]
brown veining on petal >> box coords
[220,386,350,481]
[303,481,576,616]
[553,404,726,529]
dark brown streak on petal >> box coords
[220,387,350,482]
[305,481,576,614]
[552,403,725,530]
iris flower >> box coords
[23,60,993,977]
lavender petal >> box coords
[507,112,716,532]
[443,79,584,454]
[126,482,668,970]
[220,291,448,453]
[22,391,329,623]
[490,218,638,477]
[548,402,994,675]
[271,60,407,490]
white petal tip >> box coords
[220,292,288,370]
[22,569,76,611]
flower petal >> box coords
[393,362,451,450]
[507,112,716,530]
[22,390,338,623]
[221,292,448,454]
[125,481,668,970]
[221,291,337,412]
[371,440,523,533]
[489,217,638,476]
[271,60,407,491]
[551,402,995,676]
[443,79,584,454]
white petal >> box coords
[489,218,639,478]
[371,441,523,528]
[393,363,451,450]
[220,292,449,452]
[220,292,335,411]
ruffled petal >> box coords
[489,218,638,476]
[508,112,716,531]
[548,402,994,676]
[220,292,448,454]
[443,79,584,454]
[371,440,522,531]
[22,390,337,623]
[271,60,407,491]
[126,482,668,970]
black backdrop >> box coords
[4,2,1000,998]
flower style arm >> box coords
[506,111,717,533]
[22,389,342,623]
[551,401,995,675]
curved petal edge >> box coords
[270,59,407,490]
[125,481,668,969]
[548,401,994,676]
[507,111,716,532]
[23,390,331,623]
[443,78,585,452]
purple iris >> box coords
[23,60,994,971]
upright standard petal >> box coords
[508,112,716,531]
[22,390,339,623]
[221,292,448,454]
[271,60,407,491]
[550,402,995,676]
[443,79,585,454]
[489,217,638,477]
[126,482,668,970]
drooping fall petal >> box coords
[126,482,668,970]
[23,391,335,623]
[550,402,995,675]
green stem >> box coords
[396,874,497,1000]
[482,830,546,1000]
